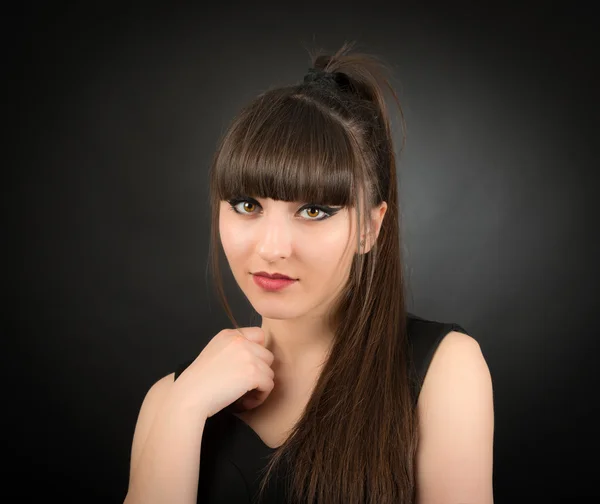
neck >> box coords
[261,316,334,380]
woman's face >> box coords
[219,196,382,320]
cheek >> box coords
[219,215,248,262]
[301,228,353,273]
[220,209,247,241]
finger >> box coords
[246,376,275,409]
[238,337,274,366]
[235,327,265,345]
[254,358,275,381]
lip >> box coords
[252,274,298,292]
[253,271,296,280]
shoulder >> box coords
[415,331,495,503]
[418,330,491,406]
[406,313,474,404]
[420,330,487,386]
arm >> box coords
[123,373,209,504]
[415,331,495,504]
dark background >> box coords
[6,1,598,502]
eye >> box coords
[228,199,259,215]
[299,206,330,220]
[226,197,340,221]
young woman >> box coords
[124,42,494,504]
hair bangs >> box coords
[213,91,362,207]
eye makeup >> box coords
[226,196,341,221]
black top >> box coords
[173,312,470,503]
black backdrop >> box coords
[6,1,598,502]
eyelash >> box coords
[226,197,340,221]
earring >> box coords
[360,239,365,247]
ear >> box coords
[361,201,387,253]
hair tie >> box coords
[303,67,350,92]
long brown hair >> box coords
[207,41,417,504]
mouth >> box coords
[252,271,297,280]
[252,273,298,292]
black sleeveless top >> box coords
[173,312,470,503]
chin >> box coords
[251,300,302,320]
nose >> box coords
[256,209,293,261]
